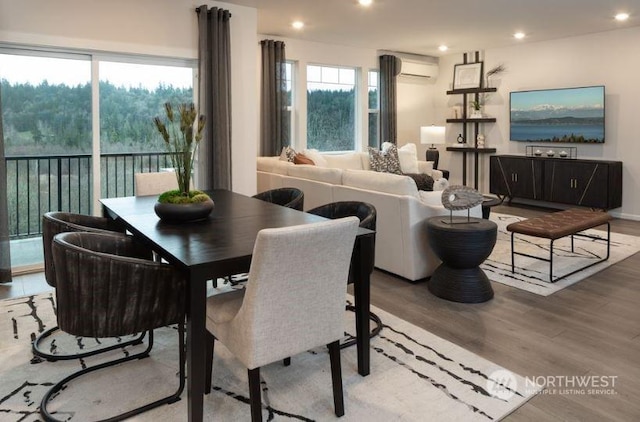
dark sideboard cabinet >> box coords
[490,155,622,210]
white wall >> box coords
[433,28,640,220]
[0,0,259,195]
[397,78,438,159]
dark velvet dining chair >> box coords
[40,231,187,422]
[252,187,304,211]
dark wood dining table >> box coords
[100,189,376,422]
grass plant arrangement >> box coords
[153,102,207,204]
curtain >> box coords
[379,54,401,145]
[259,40,288,157]
[196,5,232,190]
[0,85,11,283]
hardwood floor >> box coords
[2,203,639,421]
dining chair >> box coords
[252,187,304,211]
[204,217,360,421]
[134,171,180,196]
[307,201,381,347]
[40,231,186,422]
[36,211,142,361]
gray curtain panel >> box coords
[0,86,12,283]
[379,54,401,145]
[197,5,232,190]
[259,40,288,157]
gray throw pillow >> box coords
[368,145,402,174]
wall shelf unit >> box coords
[446,52,496,190]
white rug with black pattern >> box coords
[482,213,640,296]
[0,292,537,421]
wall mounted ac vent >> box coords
[398,59,439,80]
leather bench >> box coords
[507,209,612,282]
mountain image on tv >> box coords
[510,86,605,143]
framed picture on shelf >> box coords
[453,62,483,90]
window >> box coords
[284,61,293,145]
[306,64,356,152]
[368,70,379,148]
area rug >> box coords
[0,292,537,421]
[482,213,640,296]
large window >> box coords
[0,48,195,270]
[306,64,356,152]
[368,70,379,148]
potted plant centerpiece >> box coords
[152,102,214,223]
[470,99,483,119]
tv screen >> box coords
[510,86,605,143]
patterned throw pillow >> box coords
[279,146,296,162]
[368,145,402,174]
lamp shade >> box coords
[420,126,446,145]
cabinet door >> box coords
[490,156,542,200]
[544,161,609,208]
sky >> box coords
[0,54,193,90]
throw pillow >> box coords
[279,146,296,162]
[301,149,328,167]
[404,173,434,191]
[368,145,402,174]
[293,152,315,165]
[383,142,419,174]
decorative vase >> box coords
[470,110,483,119]
[154,197,214,223]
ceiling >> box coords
[222,0,637,57]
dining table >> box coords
[100,189,376,422]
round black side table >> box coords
[426,216,497,303]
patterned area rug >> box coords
[0,292,538,421]
[482,213,640,296]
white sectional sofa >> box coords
[256,151,482,282]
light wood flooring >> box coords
[2,203,639,421]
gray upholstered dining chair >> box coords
[40,231,186,422]
[37,211,138,361]
[134,171,180,196]
[204,217,360,421]
[252,187,304,211]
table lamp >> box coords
[420,125,446,169]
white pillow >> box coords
[383,142,419,174]
[301,149,328,167]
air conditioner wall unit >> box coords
[398,59,439,80]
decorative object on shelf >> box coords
[457,133,465,144]
[470,99,483,118]
[477,134,485,147]
[453,62,483,90]
[153,102,214,223]
[526,145,577,159]
[484,63,506,88]
[420,125,446,169]
[440,185,483,224]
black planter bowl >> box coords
[154,197,215,223]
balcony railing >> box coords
[5,152,173,239]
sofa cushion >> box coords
[368,145,402,174]
[322,153,363,170]
[257,156,292,174]
[287,164,343,185]
[342,169,419,197]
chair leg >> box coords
[205,331,215,394]
[40,324,186,422]
[283,357,291,366]
[328,340,345,417]
[248,367,262,422]
[32,325,146,361]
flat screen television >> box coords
[510,85,605,143]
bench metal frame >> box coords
[510,222,611,283]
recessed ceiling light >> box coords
[358,0,373,6]
[438,45,448,52]
[615,12,629,21]
[292,21,304,30]
[514,32,526,40]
